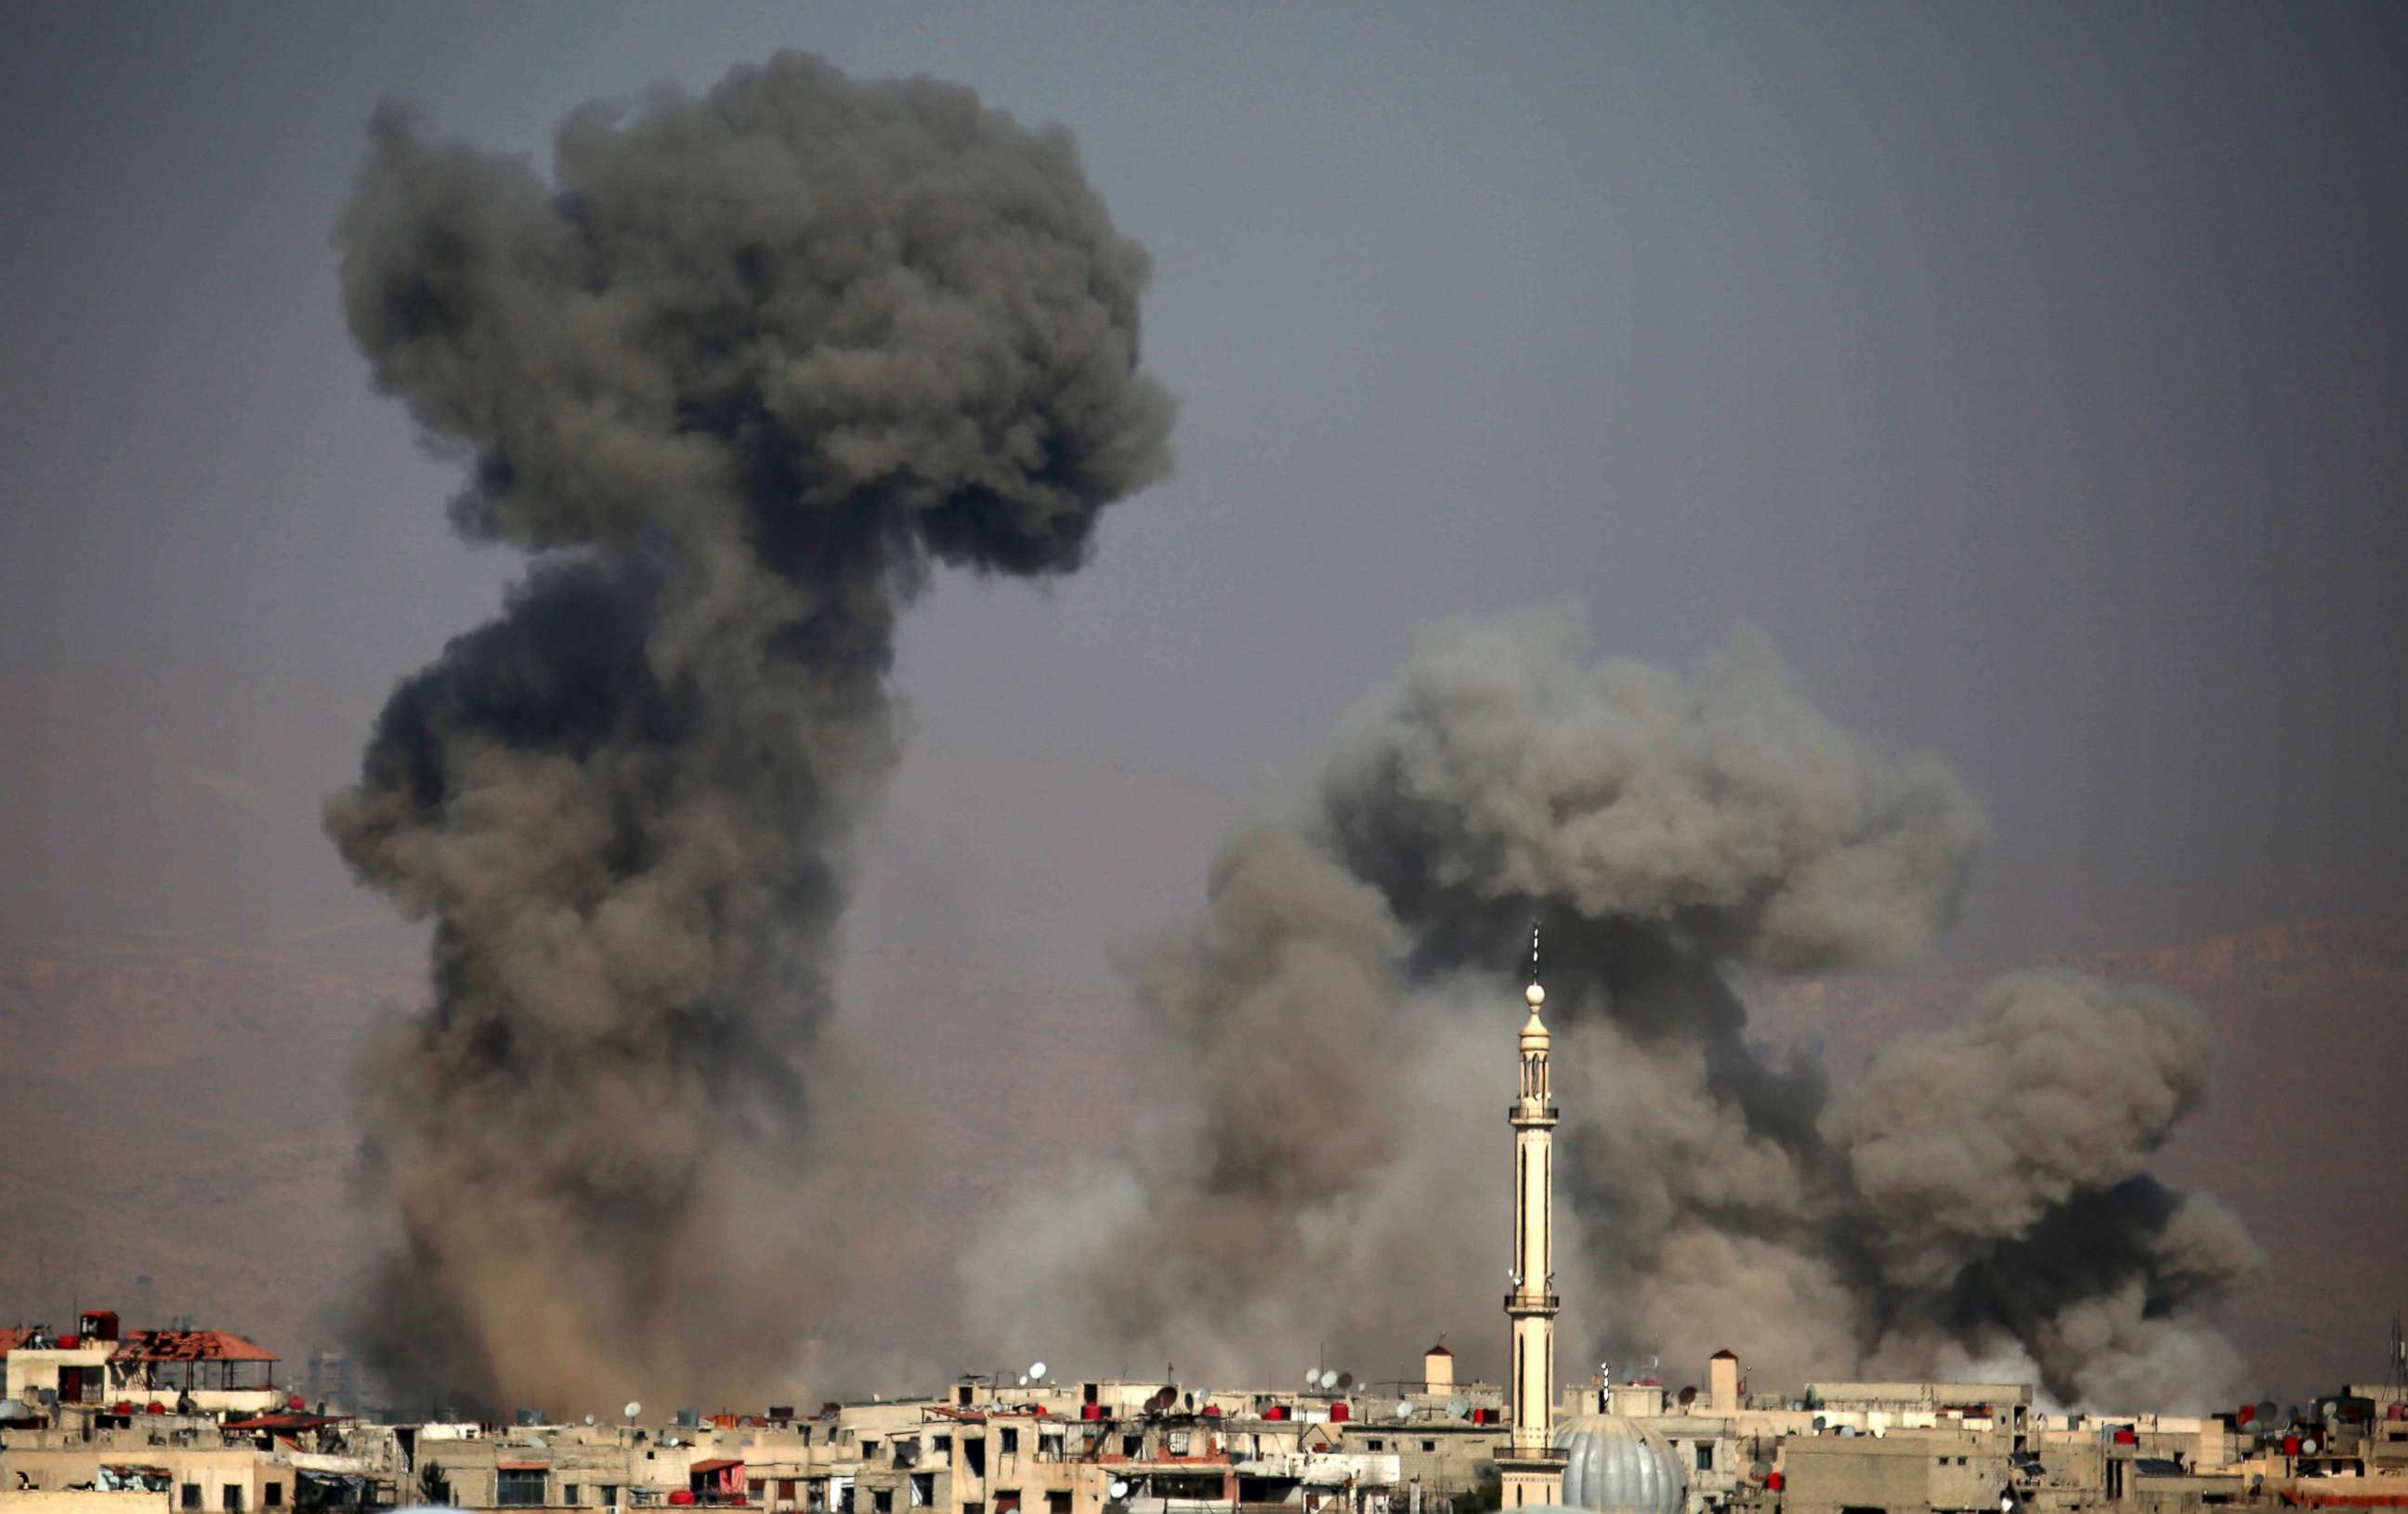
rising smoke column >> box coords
[973,604,2258,1410]
[327,54,1172,1409]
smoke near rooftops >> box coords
[971,605,2258,1411]
[326,52,1171,1409]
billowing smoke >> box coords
[327,53,1172,1410]
[971,605,2258,1410]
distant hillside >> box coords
[2,916,2397,1403]
[0,931,1132,1372]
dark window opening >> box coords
[1048,1495,1072,1514]
[497,1469,547,1508]
[224,1489,246,1514]
[266,1487,284,1509]
[1695,1445,1712,1471]
[182,1487,203,1510]
[1121,1435,1143,1457]
[1001,1429,1018,1455]
[873,1491,893,1513]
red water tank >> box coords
[114,1403,135,1415]
[1329,1403,1350,1423]
[2283,1436,2302,1455]
[57,1335,80,1350]
[1766,1473,1785,1493]
[2390,1404,2406,1423]
[669,1494,697,1507]
[287,1395,307,1412]
[1264,1405,1290,1421]
[146,1403,166,1416]
[1204,1405,1222,1417]
[1080,1403,1105,1421]
[2238,1405,2257,1426]
[2113,1429,2138,1445]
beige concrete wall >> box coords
[0,1493,170,1514]
[1782,1437,1937,1514]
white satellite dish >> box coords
[1446,1397,1469,1419]
[2303,1439,2321,1455]
[1030,1362,1048,1381]
[624,1402,643,1421]
[1019,1376,1030,1388]
[1323,1370,1341,1390]
[584,1415,597,1428]
[1394,1401,1413,1420]
[1109,1483,1130,1501]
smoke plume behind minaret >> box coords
[970,605,2259,1411]
[326,52,1172,1410]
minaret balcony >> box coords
[1503,1290,1562,1313]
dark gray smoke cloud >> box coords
[328,53,1171,1410]
[974,606,2258,1410]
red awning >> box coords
[689,1460,743,1474]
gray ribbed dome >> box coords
[1553,1415,1687,1514]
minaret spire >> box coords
[1497,920,1565,1507]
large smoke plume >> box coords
[328,54,1171,1410]
[971,605,2258,1411]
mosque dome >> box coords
[1552,1415,1687,1514]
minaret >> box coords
[1496,925,1566,1508]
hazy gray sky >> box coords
[4,1,2404,973]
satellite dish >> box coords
[2322,1403,2338,1419]
[1109,1483,1130,1500]
[1030,1362,1048,1380]
[1324,1370,1341,1390]
[2303,1439,2321,1455]
[584,1415,597,1428]
[1446,1397,1469,1419]
[1306,1371,1321,1388]
[1394,1401,1413,1420]
[1019,1376,1030,1388]
[1812,1416,1827,1432]
[1337,1373,1355,1391]
[625,1402,643,1421]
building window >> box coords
[1420,1442,1436,1454]
[1367,1441,1383,1452]
[1695,1445,1712,1471]
[1121,1436,1143,1457]
[1048,1496,1071,1514]
[225,1489,246,1513]
[781,1481,799,1503]
[567,1486,582,1505]
[603,1487,622,1508]
[497,1469,548,1507]
[1001,1429,1019,1454]
[874,1491,894,1513]
[995,1493,1022,1514]
[266,1486,284,1508]
[182,1489,203,1511]
[910,1476,933,1508]
[935,1437,952,1461]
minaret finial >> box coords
[1531,920,1540,985]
